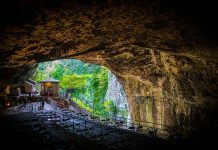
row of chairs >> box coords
[33,107,138,148]
[11,117,52,146]
[8,113,79,150]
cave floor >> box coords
[0,111,108,150]
[0,102,208,149]
[0,106,171,150]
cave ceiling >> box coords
[0,0,217,85]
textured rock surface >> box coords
[105,71,128,116]
[0,0,218,133]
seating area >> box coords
[4,101,169,148]
[1,95,187,149]
[0,113,79,150]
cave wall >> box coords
[0,65,37,86]
[114,49,218,130]
[0,0,218,132]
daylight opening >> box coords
[33,59,129,119]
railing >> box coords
[40,92,58,97]
[3,95,190,140]
[86,111,168,138]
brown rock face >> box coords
[0,0,218,134]
[120,50,218,129]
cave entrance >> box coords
[33,59,129,120]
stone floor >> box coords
[0,102,171,150]
[1,101,214,149]
[0,111,107,150]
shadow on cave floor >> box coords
[0,109,217,149]
[0,111,107,150]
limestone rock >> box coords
[0,0,218,134]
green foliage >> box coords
[34,71,47,82]
[33,59,128,119]
[51,64,65,80]
[73,97,93,113]
[117,108,128,118]
[33,63,48,81]
[59,74,91,89]
[91,67,108,104]
[101,100,116,117]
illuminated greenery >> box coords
[73,97,93,113]
[33,59,128,119]
[33,59,111,117]
[60,74,91,89]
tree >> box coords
[51,64,65,80]
[59,74,91,89]
[33,59,112,117]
